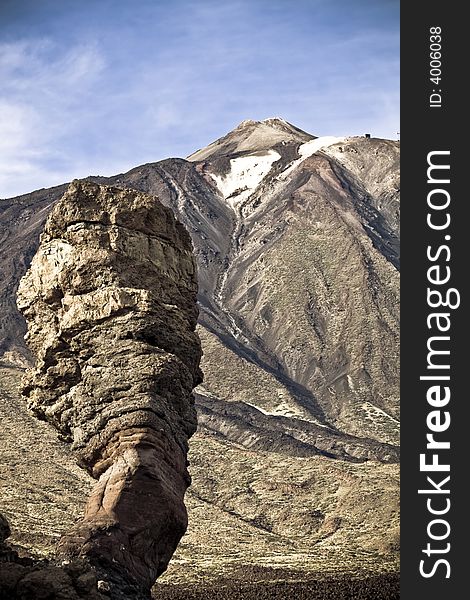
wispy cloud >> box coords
[0,0,399,198]
[0,39,110,195]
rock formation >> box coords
[15,180,202,595]
[1,511,107,600]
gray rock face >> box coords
[16,181,202,592]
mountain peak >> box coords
[262,116,289,126]
[235,119,258,128]
[188,117,314,162]
[235,117,288,129]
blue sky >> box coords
[0,0,399,198]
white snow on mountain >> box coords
[279,135,347,180]
[211,150,281,208]
[209,132,348,209]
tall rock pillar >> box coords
[17,180,202,592]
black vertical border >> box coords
[401,3,466,599]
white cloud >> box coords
[0,39,106,197]
[0,1,399,197]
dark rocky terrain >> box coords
[0,118,400,595]
[153,568,400,600]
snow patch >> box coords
[347,375,356,392]
[244,401,329,427]
[361,402,400,424]
[211,150,281,208]
[279,136,346,180]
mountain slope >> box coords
[0,118,400,585]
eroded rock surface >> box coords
[15,181,202,594]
